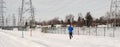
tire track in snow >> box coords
[0,30,46,47]
[0,32,26,47]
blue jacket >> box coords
[68,26,73,33]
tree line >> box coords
[38,12,120,27]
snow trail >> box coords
[1,29,120,47]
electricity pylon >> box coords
[19,0,35,27]
[109,0,120,26]
[0,0,5,26]
[109,0,120,37]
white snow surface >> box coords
[0,29,120,47]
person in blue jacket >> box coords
[68,25,73,39]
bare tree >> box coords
[65,14,74,25]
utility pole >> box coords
[19,0,35,27]
[18,7,21,26]
[5,17,8,26]
[12,14,16,26]
[0,0,5,27]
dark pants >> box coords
[69,32,73,39]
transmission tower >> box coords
[12,14,16,26]
[109,0,120,26]
[0,0,5,26]
[19,0,35,27]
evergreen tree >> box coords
[78,16,81,22]
[85,12,93,27]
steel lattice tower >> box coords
[0,0,5,26]
[110,0,120,25]
[19,0,35,26]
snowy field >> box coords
[0,28,120,47]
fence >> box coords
[43,27,120,38]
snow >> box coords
[0,28,120,47]
[97,25,107,27]
[0,29,46,47]
[55,24,62,28]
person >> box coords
[68,25,73,39]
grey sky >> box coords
[6,0,110,21]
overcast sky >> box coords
[5,0,111,21]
